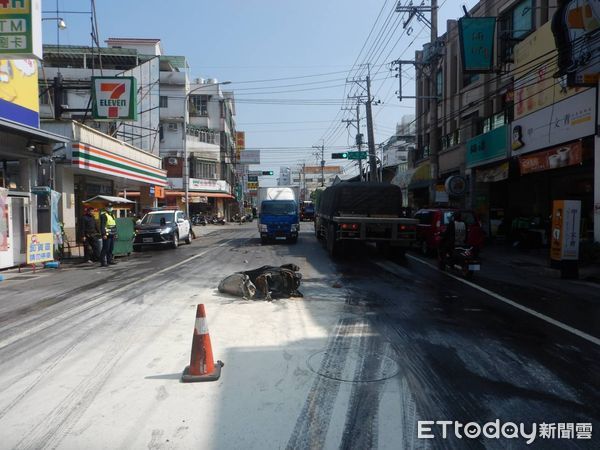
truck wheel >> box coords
[289,236,298,244]
[185,232,191,245]
[261,236,268,245]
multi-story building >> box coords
[38,38,239,228]
[412,0,597,242]
[291,165,343,200]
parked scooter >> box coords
[211,215,226,225]
[439,246,481,279]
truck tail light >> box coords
[341,223,359,231]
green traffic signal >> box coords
[331,152,348,159]
[261,170,274,175]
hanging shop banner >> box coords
[466,125,508,168]
[26,233,53,264]
[510,90,595,156]
[552,0,600,87]
[51,190,62,246]
[235,131,245,162]
[519,141,583,175]
[458,17,496,72]
[238,150,260,165]
[0,0,42,59]
[514,22,585,120]
[0,188,8,251]
[475,162,509,183]
[91,77,138,121]
[550,200,581,261]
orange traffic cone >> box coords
[181,304,224,383]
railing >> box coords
[186,126,220,146]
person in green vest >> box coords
[99,203,118,267]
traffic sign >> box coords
[331,152,348,159]
[248,175,258,182]
[347,151,368,160]
[247,182,259,189]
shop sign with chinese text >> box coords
[519,141,583,175]
[26,233,53,264]
[0,0,42,59]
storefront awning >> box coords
[83,195,136,205]
[0,118,69,145]
[408,163,431,190]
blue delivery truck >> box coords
[257,187,300,244]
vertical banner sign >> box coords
[0,187,8,251]
[0,0,42,59]
[458,17,496,72]
[91,77,138,121]
[551,200,581,261]
[51,190,62,246]
[26,233,53,264]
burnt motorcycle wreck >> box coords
[218,264,303,301]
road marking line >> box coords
[379,255,600,347]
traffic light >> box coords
[261,170,274,175]
[331,152,348,159]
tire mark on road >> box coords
[339,322,387,450]
[286,318,360,450]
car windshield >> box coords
[141,212,174,225]
[443,211,476,225]
[262,201,297,215]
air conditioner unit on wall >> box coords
[167,123,178,131]
[167,157,178,166]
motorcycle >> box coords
[439,246,481,279]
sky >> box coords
[42,0,476,184]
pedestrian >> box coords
[439,211,467,268]
[99,203,118,267]
[79,207,100,263]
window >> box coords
[194,160,217,179]
[159,96,168,108]
[499,0,534,62]
[189,95,209,116]
[436,70,443,99]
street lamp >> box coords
[42,17,67,29]
[183,80,231,219]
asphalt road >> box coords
[0,223,598,449]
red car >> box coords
[413,208,485,255]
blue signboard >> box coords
[459,17,496,73]
[466,125,508,168]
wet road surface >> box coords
[0,223,597,449]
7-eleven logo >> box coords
[93,77,135,120]
[100,83,126,118]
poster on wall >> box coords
[0,58,40,127]
[0,188,8,251]
[51,190,62,246]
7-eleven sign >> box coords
[92,77,138,121]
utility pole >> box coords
[365,71,377,182]
[312,142,325,187]
[429,0,439,205]
[395,0,438,204]
[356,104,364,182]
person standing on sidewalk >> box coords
[99,203,118,267]
[79,207,100,263]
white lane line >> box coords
[0,242,231,351]
[377,255,600,347]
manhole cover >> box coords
[307,348,400,383]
